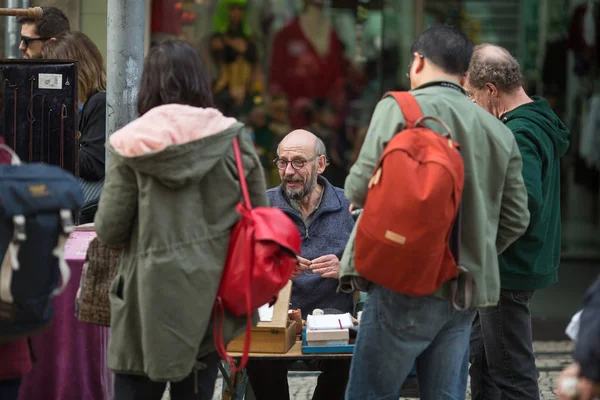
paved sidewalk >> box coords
[205,341,573,400]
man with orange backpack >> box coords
[338,24,530,399]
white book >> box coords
[306,339,349,346]
[306,328,349,342]
[306,313,353,330]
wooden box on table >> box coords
[226,281,296,354]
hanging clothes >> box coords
[580,94,600,169]
[269,17,348,128]
[568,1,599,76]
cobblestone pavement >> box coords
[202,341,574,400]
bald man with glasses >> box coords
[245,129,355,400]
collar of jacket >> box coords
[269,175,343,221]
[412,78,466,95]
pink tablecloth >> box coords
[18,231,113,400]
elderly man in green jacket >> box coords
[465,44,570,400]
[339,25,530,399]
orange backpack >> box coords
[354,92,465,296]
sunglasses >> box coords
[21,35,51,49]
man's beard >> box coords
[283,169,317,201]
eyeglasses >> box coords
[20,35,51,49]
[274,156,318,171]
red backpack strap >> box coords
[232,136,252,208]
[211,135,255,373]
[384,92,424,129]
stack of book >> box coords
[305,313,353,347]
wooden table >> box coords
[227,340,353,360]
[220,340,353,400]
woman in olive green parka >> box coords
[94,40,268,399]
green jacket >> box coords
[499,97,570,290]
[94,105,268,382]
[339,80,530,307]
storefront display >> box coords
[145,0,600,256]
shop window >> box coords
[150,0,411,189]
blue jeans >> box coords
[0,378,21,400]
[345,284,476,400]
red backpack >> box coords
[213,137,301,371]
[354,92,465,296]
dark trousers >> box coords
[245,358,351,400]
[0,378,22,400]
[469,289,540,400]
[114,352,220,400]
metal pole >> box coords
[4,0,21,59]
[4,1,38,59]
[106,0,145,164]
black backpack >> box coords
[0,144,84,342]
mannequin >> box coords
[210,0,264,119]
[299,2,332,57]
[269,0,348,128]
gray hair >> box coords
[315,137,327,158]
[468,44,523,92]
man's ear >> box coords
[413,53,425,74]
[485,82,499,97]
[316,155,327,174]
[459,74,468,87]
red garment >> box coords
[151,0,182,35]
[0,340,33,380]
[269,18,347,128]
[0,137,10,164]
[0,137,34,381]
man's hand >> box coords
[292,256,312,279]
[310,254,340,279]
[556,363,600,400]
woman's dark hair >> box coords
[42,31,106,105]
[137,40,214,116]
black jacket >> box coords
[574,276,600,383]
[78,92,106,180]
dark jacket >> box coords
[500,97,570,291]
[0,137,33,381]
[267,176,354,318]
[78,92,106,181]
[574,277,600,383]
